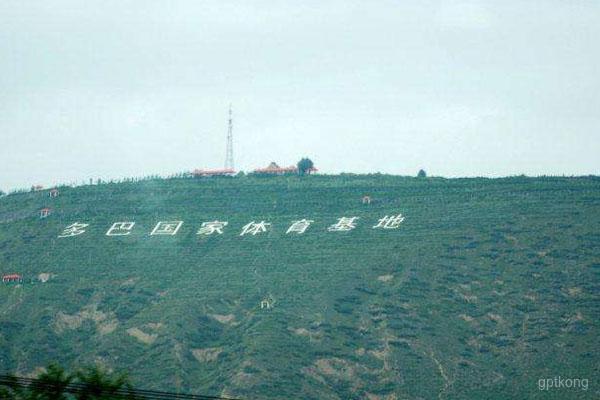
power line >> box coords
[0,375,243,400]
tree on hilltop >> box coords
[417,169,427,178]
[297,158,315,175]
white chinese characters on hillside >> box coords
[328,217,359,232]
[197,221,228,235]
[106,222,136,236]
[373,214,405,229]
[150,221,183,236]
[286,219,314,234]
[58,222,90,238]
[240,221,271,236]
[57,214,405,238]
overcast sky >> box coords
[1,1,599,190]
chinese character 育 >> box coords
[286,219,314,234]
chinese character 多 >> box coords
[58,222,90,238]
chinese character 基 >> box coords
[106,222,136,236]
[150,221,183,236]
[240,221,271,236]
[328,217,359,232]
[197,221,228,235]
[373,214,405,229]
[286,219,314,234]
[58,222,90,238]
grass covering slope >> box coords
[0,174,598,399]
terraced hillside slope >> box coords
[0,175,598,399]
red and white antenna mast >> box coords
[225,105,234,170]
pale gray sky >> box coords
[1,1,599,190]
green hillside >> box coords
[0,174,598,399]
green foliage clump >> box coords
[297,157,315,175]
[0,363,135,400]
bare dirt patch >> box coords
[54,304,118,335]
[314,358,358,381]
[366,393,398,400]
[55,312,84,332]
[293,327,310,336]
[488,313,504,323]
[192,347,223,362]
[459,314,475,322]
[230,361,260,388]
[209,314,236,325]
[120,277,138,287]
[98,320,118,335]
[126,327,158,345]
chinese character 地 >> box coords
[286,219,314,234]
[106,221,136,236]
[58,222,90,238]
[373,214,405,229]
[240,221,271,236]
[150,221,183,236]
[197,221,228,235]
[328,217,359,232]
